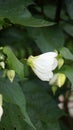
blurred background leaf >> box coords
[65,0,73,20]
[0,78,35,129]
[21,79,64,130]
[0,0,73,129]
[27,25,64,52]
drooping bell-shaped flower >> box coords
[27,52,58,81]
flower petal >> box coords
[33,52,58,72]
[0,106,3,121]
[49,74,58,85]
[38,52,58,59]
[33,68,53,81]
[51,58,58,70]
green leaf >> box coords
[64,24,73,37]
[0,0,34,9]
[0,102,61,130]
[0,103,32,130]
[21,79,64,129]
[0,79,35,129]
[3,46,24,79]
[15,17,55,27]
[65,0,73,19]
[44,5,56,19]
[27,25,64,52]
[0,1,55,27]
[42,122,61,130]
[0,26,30,47]
[60,47,73,60]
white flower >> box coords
[0,94,3,121]
[0,106,3,121]
[27,52,58,81]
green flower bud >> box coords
[52,86,58,95]
[0,61,5,69]
[57,73,66,87]
[0,47,3,50]
[7,70,15,82]
[49,73,66,87]
[0,54,5,60]
[58,58,64,69]
[0,95,2,106]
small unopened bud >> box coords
[0,95,2,107]
[0,61,5,69]
[0,47,3,50]
[0,94,3,121]
[49,74,58,85]
[57,73,66,87]
[7,70,15,82]
[58,58,64,69]
[49,73,66,87]
[51,85,57,95]
[0,53,5,61]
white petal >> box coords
[32,68,53,81]
[0,106,3,121]
[33,56,58,72]
[38,52,58,59]
[49,74,58,85]
[51,58,58,70]
[35,52,57,66]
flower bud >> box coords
[0,61,5,69]
[7,70,15,82]
[49,73,66,87]
[57,73,66,87]
[0,94,3,121]
[58,58,64,69]
[52,85,57,95]
[0,47,3,50]
[0,54,5,60]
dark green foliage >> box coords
[0,0,73,130]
